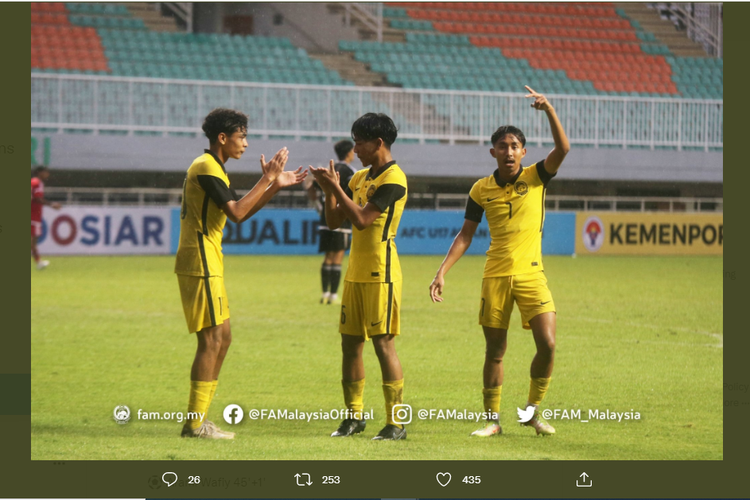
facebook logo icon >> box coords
[223,404,244,425]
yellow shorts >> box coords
[479,272,555,330]
[339,281,401,340]
[177,274,229,333]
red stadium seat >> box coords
[404,1,680,97]
[592,51,608,62]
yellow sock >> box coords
[382,379,404,428]
[528,377,551,407]
[482,386,502,421]
[342,378,365,419]
[186,380,213,430]
[207,380,218,413]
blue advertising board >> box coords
[397,211,575,256]
[170,208,575,256]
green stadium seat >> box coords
[384,7,407,18]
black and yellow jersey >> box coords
[174,150,238,277]
[345,161,407,283]
[465,160,555,277]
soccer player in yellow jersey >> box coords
[430,87,570,438]
[175,108,306,439]
[310,113,408,441]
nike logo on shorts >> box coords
[371,320,383,327]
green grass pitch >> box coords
[31,255,722,460]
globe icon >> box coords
[148,475,161,489]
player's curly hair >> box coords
[351,113,398,148]
[202,108,248,144]
[491,125,526,147]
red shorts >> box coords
[31,221,42,238]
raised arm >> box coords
[525,85,570,175]
[321,182,348,230]
[429,219,479,303]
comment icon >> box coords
[162,472,178,487]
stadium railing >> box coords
[44,187,723,213]
[31,73,723,151]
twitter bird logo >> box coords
[517,405,535,423]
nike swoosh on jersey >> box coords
[540,300,551,305]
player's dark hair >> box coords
[202,108,248,144]
[334,139,354,161]
[491,125,526,147]
[33,165,48,177]
[351,113,398,148]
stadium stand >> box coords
[369,2,722,98]
[100,30,350,84]
[666,56,723,99]
[31,3,109,73]
[30,3,432,139]
[31,2,352,85]
[30,2,722,151]
[31,1,722,98]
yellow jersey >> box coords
[466,161,555,277]
[174,150,238,277]
[345,161,408,283]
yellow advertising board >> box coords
[575,212,723,255]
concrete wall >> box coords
[35,134,723,184]
[193,2,360,53]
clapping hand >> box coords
[309,160,340,195]
[275,167,308,188]
[260,147,289,183]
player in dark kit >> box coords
[31,165,62,270]
[306,139,357,304]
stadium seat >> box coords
[373,1,720,99]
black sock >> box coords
[321,263,331,293]
[330,264,342,295]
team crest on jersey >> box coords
[366,184,377,200]
[514,181,529,196]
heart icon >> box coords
[436,472,451,487]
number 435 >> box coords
[463,475,481,484]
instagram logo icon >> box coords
[392,404,412,424]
